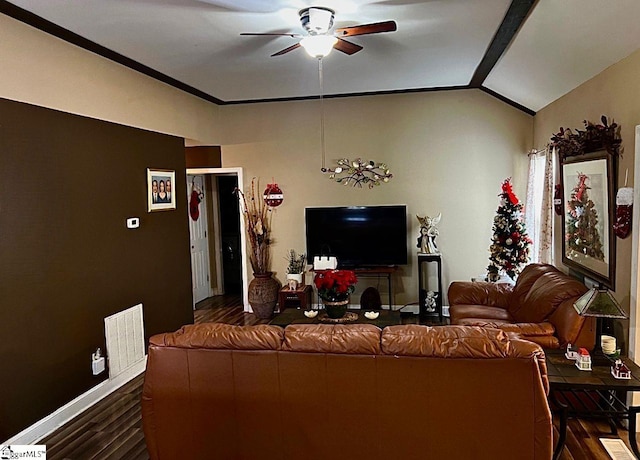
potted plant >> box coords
[285,249,306,287]
[314,269,358,318]
[236,178,280,319]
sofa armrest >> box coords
[448,281,513,309]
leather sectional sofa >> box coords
[142,322,552,459]
[448,263,595,349]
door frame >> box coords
[187,167,249,311]
[629,126,639,409]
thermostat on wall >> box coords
[126,217,140,229]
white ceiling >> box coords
[5,0,640,113]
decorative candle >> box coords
[601,335,616,354]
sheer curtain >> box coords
[538,147,554,263]
[525,146,554,264]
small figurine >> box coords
[565,343,579,360]
[611,359,631,379]
[575,347,592,371]
[424,291,437,313]
[416,213,441,254]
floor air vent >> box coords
[104,303,145,379]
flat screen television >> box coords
[305,205,408,268]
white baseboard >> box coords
[3,357,147,445]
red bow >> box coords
[502,179,519,205]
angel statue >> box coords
[416,213,441,254]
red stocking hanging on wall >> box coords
[189,182,202,221]
[613,187,633,239]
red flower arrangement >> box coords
[314,269,358,301]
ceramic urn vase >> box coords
[248,272,280,319]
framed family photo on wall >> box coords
[147,168,176,212]
[560,150,616,288]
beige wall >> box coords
[0,11,536,309]
[0,14,221,144]
[534,47,640,316]
[220,90,533,306]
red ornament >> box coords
[263,183,283,207]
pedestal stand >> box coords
[417,253,442,322]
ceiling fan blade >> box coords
[271,43,301,57]
[240,32,301,38]
[334,20,397,37]
[334,38,363,55]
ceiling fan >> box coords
[240,6,397,58]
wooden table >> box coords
[545,348,640,459]
[352,266,398,308]
[278,284,312,312]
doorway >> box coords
[186,167,249,310]
[217,175,242,295]
[187,174,212,306]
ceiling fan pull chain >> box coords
[319,57,327,172]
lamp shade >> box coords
[300,35,338,58]
[573,288,628,319]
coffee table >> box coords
[545,348,640,459]
[269,308,402,328]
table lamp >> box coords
[573,288,628,355]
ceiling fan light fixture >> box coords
[299,7,335,35]
[300,35,338,58]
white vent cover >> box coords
[104,303,145,379]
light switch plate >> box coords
[126,217,140,229]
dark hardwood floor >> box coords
[40,295,634,459]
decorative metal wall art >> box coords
[325,158,393,188]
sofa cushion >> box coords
[381,325,514,358]
[448,304,513,323]
[512,271,589,323]
[509,263,554,312]
[283,324,382,354]
[448,281,513,309]
[149,323,284,350]
[455,318,513,326]
[480,321,555,337]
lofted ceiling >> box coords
[3,0,640,114]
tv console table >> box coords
[352,266,398,309]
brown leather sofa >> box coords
[142,322,552,459]
[448,263,595,349]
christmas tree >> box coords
[487,178,532,280]
[565,173,604,260]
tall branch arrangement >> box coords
[236,179,273,275]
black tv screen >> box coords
[305,205,408,267]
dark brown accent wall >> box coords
[0,97,194,440]
[185,146,222,168]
